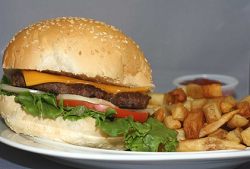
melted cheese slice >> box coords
[22,70,150,94]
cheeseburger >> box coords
[0,17,177,152]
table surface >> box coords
[0,142,250,169]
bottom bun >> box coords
[0,95,124,150]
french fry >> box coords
[164,115,182,129]
[171,103,188,121]
[153,107,166,122]
[199,110,238,137]
[165,93,174,105]
[209,97,224,106]
[176,128,186,141]
[241,127,250,146]
[224,96,237,107]
[227,114,249,129]
[240,95,250,104]
[186,84,204,99]
[202,102,222,123]
[177,137,246,152]
[183,100,192,111]
[148,93,165,106]
[202,84,222,98]
[154,87,250,151]
[245,121,250,129]
[183,109,204,139]
[236,101,250,118]
[173,88,187,103]
[165,88,187,104]
[220,101,234,114]
[191,98,207,110]
[208,128,228,139]
[226,128,242,144]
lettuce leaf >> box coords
[0,75,13,95]
[1,75,11,85]
[5,91,178,152]
[63,106,116,122]
[14,92,116,120]
[132,118,178,152]
[15,92,63,119]
[0,88,14,96]
[98,117,178,152]
[98,118,132,137]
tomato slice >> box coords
[63,100,95,109]
[113,108,149,123]
[62,99,149,123]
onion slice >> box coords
[0,84,44,94]
[126,108,156,116]
[93,104,109,112]
[57,94,155,115]
[57,94,116,107]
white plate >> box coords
[0,118,250,169]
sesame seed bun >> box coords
[2,17,153,88]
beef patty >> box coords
[6,70,150,109]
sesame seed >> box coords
[110,25,118,31]
[68,19,75,24]
[122,40,128,44]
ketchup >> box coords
[180,78,225,86]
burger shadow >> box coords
[0,142,82,169]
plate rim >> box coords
[1,125,250,162]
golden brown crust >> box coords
[2,17,153,88]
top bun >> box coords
[2,17,153,88]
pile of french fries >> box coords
[149,84,250,152]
